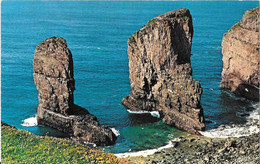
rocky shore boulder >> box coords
[33,37,117,146]
[221,7,259,101]
[122,8,205,134]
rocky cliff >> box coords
[33,37,117,146]
[221,7,259,101]
[122,8,205,134]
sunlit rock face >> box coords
[122,8,205,134]
[221,7,259,101]
[34,37,117,146]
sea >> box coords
[1,1,259,154]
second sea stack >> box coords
[33,37,117,146]
[221,7,259,101]
[122,8,205,134]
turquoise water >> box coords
[1,1,258,153]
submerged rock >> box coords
[33,37,117,146]
[122,8,205,134]
[221,7,259,101]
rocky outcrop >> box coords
[33,37,117,146]
[1,122,13,127]
[221,7,259,101]
[122,8,205,134]
[140,133,260,164]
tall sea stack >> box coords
[221,7,259,101]
[122,8,205,134]
[33,37,117,146]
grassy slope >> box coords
[1,124,132,164]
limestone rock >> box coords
[33,37,117,146]
[221,7,259,101]
[122,8,205,134]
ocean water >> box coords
[1,1,259,154]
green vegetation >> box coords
[147,19,156,26]
[176,16,189,23]
[1,125,132,164]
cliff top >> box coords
[1,123,130,163]
[229,6,259,32]
[129,8,192,43]
[155,8,191,20]
[33,36,74,79]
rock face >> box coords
[122,8,205,134]
[33,37,117,146]
[221,7,259,101]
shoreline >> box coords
[6,109,260,164]
[117,108,260,163]
[125,132,260,164]
[115,139,180,158]
[20,105,259,159]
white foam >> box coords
[199,106,259,138]
[150,111,160,118]
[111,128,120,137]
[127,110,160,118]
[21,116,38,127]
[115,139,179,158]
[83,141,97,148]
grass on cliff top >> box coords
[1,125,132,164]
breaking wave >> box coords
[111,128,120,137]
[127,110,160,118]
[83,141,97,148]
[115,138,180,158]
[21,115,38,127]
[200,103,259,138]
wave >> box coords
[199,104,259,138]
[127,110,160,118]
[150,111,160,118]
[115,139,180,158]
[110,128,120,137]
[21,115,38,127]
[83,141,97,148]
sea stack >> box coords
[221,7,259,101]
[122,8,205,134]
[33,37,117,146]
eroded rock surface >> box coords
[122,8,205,134]
[33,37,116,146]
[221,7,259,101]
